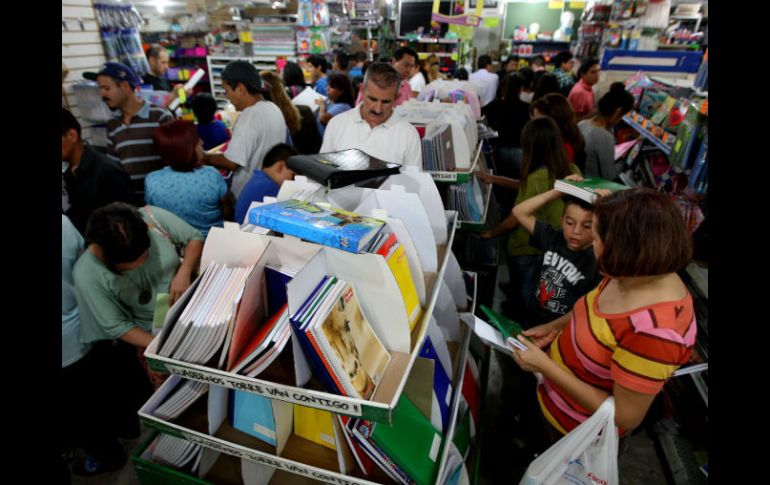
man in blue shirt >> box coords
[235,144,298,223]
[308,54,329,96]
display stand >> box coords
[138,261,479,485]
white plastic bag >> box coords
[520,397,619,485]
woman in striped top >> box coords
[511,188,697,437]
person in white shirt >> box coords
[202,60,288,197]
[408,62,427,97]
[468,55,499,108]
[321,62,422,167]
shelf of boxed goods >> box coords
[138,244,480,484]
[145,210,459,424]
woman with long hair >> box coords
[282,61,307,99]
[262,70,322,154]
[426,54,442,82]
[531,93,586,171]
[482,117,580,319]
[579,82,635,181]
[261,70,301,134]
[314,73,354,137]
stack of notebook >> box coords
[447,178,483,222]
[421,123,456,172]
[290,275,391,400]
[286,149,401,189]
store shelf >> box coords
[398,37,460,44]
[457,179,493,232]
[141,320,474,485]
[146,213,460,425]
[622,114,672,156]
[428,142,483,184]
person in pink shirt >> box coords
[568,57,601,120]
[355,47,417,108]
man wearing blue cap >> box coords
[83,62,174,202]
[201,60,287,197]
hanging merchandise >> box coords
[298,0,313,27]
[296,27,311,54]
[94,2,149,75]
[309,27,330,54]
[313,0,330,26]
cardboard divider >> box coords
[355,186,438,273]
[379,166,449,246]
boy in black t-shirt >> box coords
[512,178,608,325]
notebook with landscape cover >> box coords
[309,280,392,400]
[248,200,385,253]
[286,149,402,189]
[554,177,630,203]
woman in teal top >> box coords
[482,117,580,323]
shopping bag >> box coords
[520,397,619,485]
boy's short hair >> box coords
[562,195,594,213]
[308,54,328,73]
[191,93,218,124]
[263,143,298,169]
[335,51,350,70]
[593,188,692,276]
[85,202,150,270]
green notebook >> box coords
[554,177,630,204]
[371,395,442,485]
[479,305,527,341]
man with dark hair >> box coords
[234,143,298,223]
[333,51,350,77]
[191,93,230,150]
[62,108,135,235]
[552,51,576,96]
[530,55,546,72]
[322,62,421,166]
[308,54,330,95]
[201,60,287,197]
[354,47,416,108]
[469,54,499,107]
[569,57,601,120]
[83,62,174,201]
[349,51,368,78]
[142,44,191,108]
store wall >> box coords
[502,0,585,39]
[62,0,108,146]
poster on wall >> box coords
[431,0,483,27]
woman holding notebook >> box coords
[510,188,697,445]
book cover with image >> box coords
[316,282,391,400]
[248,199,385,253]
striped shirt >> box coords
[106,100,174,198]
[538,277,696,435]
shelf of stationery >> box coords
[207,55,300,107]
[146,217,458,425]
[427,142,484,184]
[138,288,478,485]
[622,112,672,156]
[456,178,493,232]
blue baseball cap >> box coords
[83,62,142,87]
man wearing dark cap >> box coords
[83,62,173,201]
[201,60,287,197]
